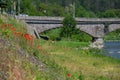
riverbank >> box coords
[39,40,120,80]
[104,40,120,42]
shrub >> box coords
[60,15,76,40]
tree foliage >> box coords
[60,15,76,39]
[2,0,120,18]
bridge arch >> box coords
[38,26,93,42]
[76,24,104,37]
[39,26,93,37]
[108,24,120,33]
[30,24,101,37]
[104,25,120,37]
[28,23,106,38]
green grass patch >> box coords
[55,40,89,48]
[39,39,120,80]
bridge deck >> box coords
[17,16,120,21]
[25,20,120,25]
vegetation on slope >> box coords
[0,15,71,80]
[0,15,41,79]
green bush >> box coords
[70,30,92,42]
[60,15,76,39]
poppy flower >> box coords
[67,73,71,77]
[11,27,16,31]
[24,33,34,41]
[24,33,31,41]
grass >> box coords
[54,40,89,48]
[39,39,120,80]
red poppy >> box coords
[24,33,34,41]
[11,27,16,31]
[67,73,71,77]
[24,33,31,41]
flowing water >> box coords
[101,41,120,59]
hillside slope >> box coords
[0,15,67,80]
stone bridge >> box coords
[17,16,120,48]
[18,16,120,37]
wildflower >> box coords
[67,73,71,78]
[11,27,16,31]
[23,33,35,46]
[23,33,34,41]
[23,33,31,41]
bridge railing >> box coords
[17,16,120,22]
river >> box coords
[101,41,120,59]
